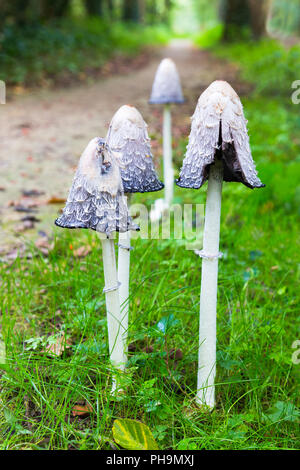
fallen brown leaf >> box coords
[73,246,92,258]
[42,333,71,357]
[22,189,45,197]
[8,197,44,210]
[72,403,93,417]
[14,220,35,233]
[168,348,183,361]
[35,237,54,255]
[47,196,66,204]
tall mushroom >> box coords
[149,58,184,215]
[106,105,163,356]
[176,80,265,409]
[55,137,139,379]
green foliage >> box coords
[112,418,159,450]
[262,402,300,424]
[270,0,300,36]
[0,19,169,86]
[193,24,224,48]
[215,39,300,97]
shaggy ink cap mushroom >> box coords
[176,80,265,190]
[106,105,164,193]
[149,58,184,105]
[55,137,139,235]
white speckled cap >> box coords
[176,80,265,189]
[149,58,184,104]
[55,138,139,235]
[106,105,164,193]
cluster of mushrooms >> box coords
[55,59,264,408]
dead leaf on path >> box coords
[22,189,45,197]
[73,246,92,258]
[42,333,72,357]
[0,186,5,191]
[35,237,54,255]
[8,197,44,211]
[21,215,40,223]
[47,196,66,204]
[21,127,31,137]
[13,86,26,96]
[72,403,93,417]
[14,206,38,213]
[14,220,35,233]
[0,246,32,264]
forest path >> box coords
[0,39,242,252]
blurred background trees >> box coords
[1,0,300,38]
[0,0,299,87]
[0,0,176,25]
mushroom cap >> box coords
[149,58,184,104]
[106,105,164,193]
[55,137,139,235]
[176,80,265,189]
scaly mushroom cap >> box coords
[55,138,139,235]
[106,105,164,193]
[149,58,184,104]
[176,80,265,189]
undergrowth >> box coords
[0,18,169,86]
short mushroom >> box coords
[149,58,184,214]
[55,137,139,382]
[176,80,265,409]
[106,105,163,355]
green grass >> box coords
[0,39,300,450]
[0,18,169,86]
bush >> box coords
[0,19,169,86]
[214,39,300,97]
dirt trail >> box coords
[0,39,241,252]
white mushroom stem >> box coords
[197,159,223,409]
[99,234,126,389]
[163,104,174,207]
[117,229,131,360]
[117,194,132,361]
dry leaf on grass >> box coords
[42,334,72,357]
[73,246,92,258]
[35,237,54,255]
[72,403,93,417]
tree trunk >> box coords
[222,0,251,41]
[107,0,114,19]
[162,0,173,24]
[147,0,158,24]
[40,0,71,19]
[122,0,140,22]
[1,0,32,26]
[222,0,270,40]
[85,0,103,16]
[248,0,270,38]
